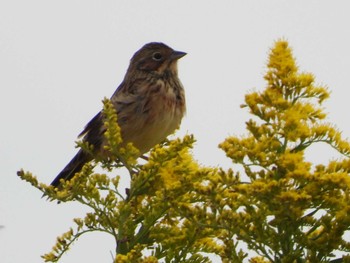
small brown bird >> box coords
[51,42,186,187]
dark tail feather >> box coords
[51,149,92,187]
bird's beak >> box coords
[171,50,187,60]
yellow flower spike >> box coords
[218,40,350,262]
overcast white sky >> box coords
[1,1,350,262]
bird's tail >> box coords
[50,149,92,187]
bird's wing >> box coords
[78,111,104,148]
[78,78,156,150]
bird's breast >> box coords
[121,78,185,154]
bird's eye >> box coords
[152,52,163,61]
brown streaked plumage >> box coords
[51,42,186,187]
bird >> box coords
[50,42,186,187]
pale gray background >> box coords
[1,1,350,262]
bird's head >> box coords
[128,42,186,75]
